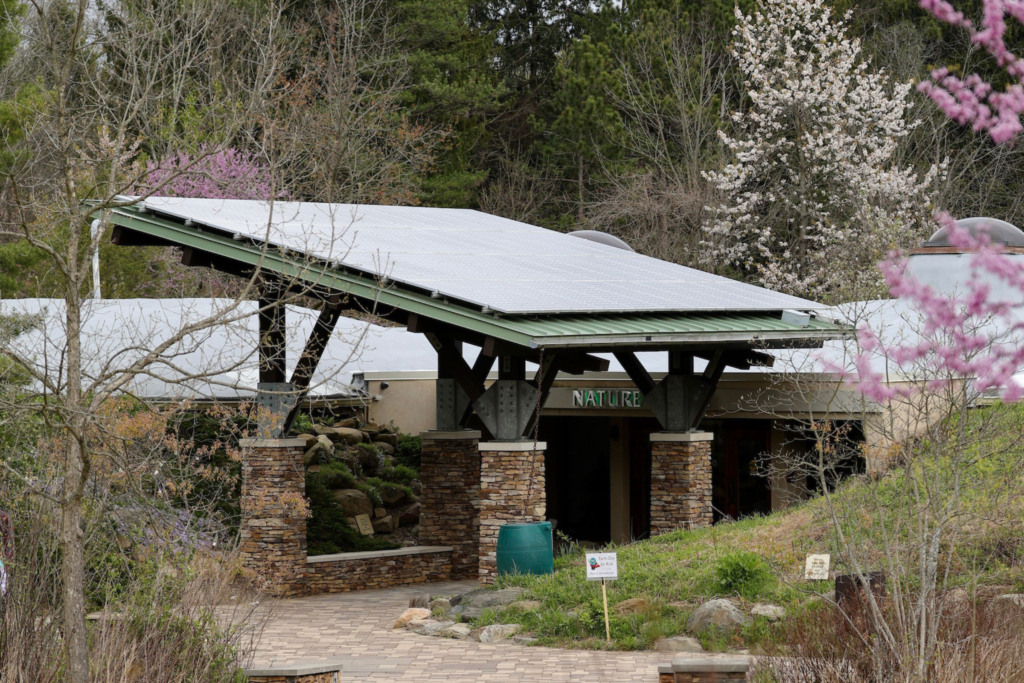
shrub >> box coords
[394,434,422,469]
[714,551,773,598]
[392,464,418,484]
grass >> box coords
[468,404,1024,651]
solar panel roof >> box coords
[138,197,827,316]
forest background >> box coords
[0,0,1020,305]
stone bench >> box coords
[245,660,343,682]
[304,545,453,593]
[658,656,750,682]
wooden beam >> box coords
[458,352,497,426]
[693,350,727,429]
[258,286,287,385]
[523,354,560,437]
[613,351,656,395]
[281,296,343,434]
[425,332,486,403]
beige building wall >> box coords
[365,378,437,434]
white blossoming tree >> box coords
[703,0,943,302]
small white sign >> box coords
[804,554,831,580]
[586,552,618,581]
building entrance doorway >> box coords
[707,419,772,520]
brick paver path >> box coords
[252,580,748,682]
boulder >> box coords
[373,441,396,456]
[332,489,373,517]
[653,636,704,653]
[316,434,335,456]
[408,619,454,636]
[448,594,464,607]
[375,433,399,447]
[307,464,322,473]
[439,623,472,639]
[512,634,539,645]
[469,624,521,643]
[332,427,365,445]
[409,592,432,609]
[450,605,482,620]
[751,603,785,622]
[393,608,430,629]
[363,422,382,433]
[295,433,318,449]
[372,515,396,534]
[465,587,524,608]
[508,600,542,612]
[303,447,321,467]
[374,507,387,519]
[380,488,407,506]
[614,597,651,615]
[398,502,421,527]
[430,598,452,613]
[686,599,751,634]
[311,424,338,437]
[334,417,359,430]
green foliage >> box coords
[304,473,400,555]
[391,464,419,484]
[394,434,422,469]
[714,552,774,598]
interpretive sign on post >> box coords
[804,554,830,580]
[585,552,618,642]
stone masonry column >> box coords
[478,442,546,585]
[238,438,308,596]
[419,431,481,580]
[649,432,713,536]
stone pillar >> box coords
[419,431,481,580]
[478,441,546,585]
[239,438,308,596]
[649,432,712,536]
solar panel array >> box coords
[141,197,826,315]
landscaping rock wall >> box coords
[478,445,546,585]
[419,434,481,580]
[306,548,452,594]
[650,437,712,536]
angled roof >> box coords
[97,199,847,350]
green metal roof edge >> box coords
[95,205,849,348]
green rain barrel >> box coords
[496,522,554,576]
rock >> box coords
[334,417,359,429]
[316,434,335,456]
[393,608,430,629]
[430,598,452,613]
[410,592,432,609]
[376,433,399,447]
[512,634,539,645]
[439,623,472,639]
[373,440,396,455]
[993,594,1024,608]
[508,600,542,612]
[332,427,365,445]
[307,464,322,473]
[380,487,407,506]
[374,507,387,519]
[465,587,524,608]
[332,489,373,517]
[448,594,463,607]
[345,516,357,527]
[751,603,786,622]
[653,636,704,653]
[295,433,318,449]
[363,422,381,433]
[686,599,751,634]
[408,619,455,636]
[372,515,396,534]
[614,597,651,615]
[398,502,421,527]
[469,624,522,643]
[311,424,338,437]
[303,446,322,467]
[450,604,482,620]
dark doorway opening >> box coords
[627,417,660,541]
[539,416,611,544]
[705,419,772,521]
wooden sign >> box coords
[804,554,830,580]
[354,514,374,536]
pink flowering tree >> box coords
[141,147,279,201]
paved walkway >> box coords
[253,580,743,682]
